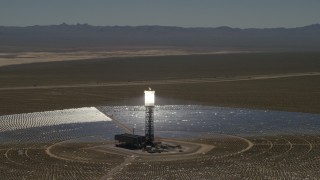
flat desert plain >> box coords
[0,52,319,115]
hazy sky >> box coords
[0,0,319,28]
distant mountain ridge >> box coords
[0,23,320,52]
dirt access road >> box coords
[0,72,319,91]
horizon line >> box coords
[1,23,320,29]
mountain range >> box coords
[1,23,320,52]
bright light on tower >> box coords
[144,88,155,107]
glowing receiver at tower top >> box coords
[144,88,155,107]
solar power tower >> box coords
[144,88,155,146]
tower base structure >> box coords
[145,106,154,146]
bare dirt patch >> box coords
[0,49,251,67]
